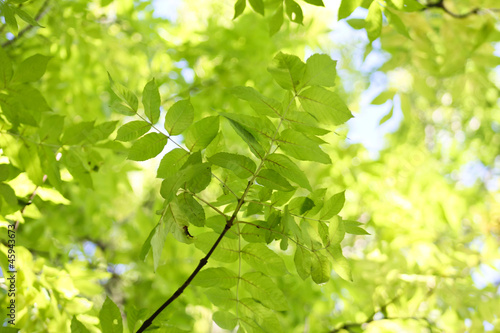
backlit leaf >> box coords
[277,129,331,164]
[128,132,167,161]
[99,296,123,333]
[241,243,288,276]
[298,86,353,125]
[208,152,256,178]
[265,153,312,190]
[165,100,194,136]
[13,54,51,83]
[240,272,288,310]
[268,52,306,92]
[184,116,219,151]
[302,53,337,88]
[142,78,161,124]
[115,121,151,142]
[366,1,382,42]
[256,169,295,192]
[192,267,238,288]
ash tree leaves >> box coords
[165,99,194,135]
[103,52,360,332]
[99,296,123,333]
[12,54,51,83]
[127,132,167,161]
[115,121,151,141]
[108,73,138,115]
[366,1,383,42]
[208,152,256,178]
[142,79,161,124]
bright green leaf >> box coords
[231,86,281,117]
[321,191,345,220]
[128,132,167,161]
[256,168,295,191]
[298,86,353,125]
[208,152,256,179]
[195,232,239,263]
[265,153,311,190]
[213,311,238,330]
[338,0,363,19]
[142,79,161,124]
[115,121,151,142]
[268,52,306,92]
[192,267,238,288]
[302,53,337,88]
[366,1,382,42]
[269,5,284,36]
[99,296,123,333]
[71,316,90,333]
[184,116,219,151]
[277,129,331,164]
[241,243,288,276]
[12,54,51,83]
[285,0,303,24]
[233,0,246,19]
[165,100,194,136]
[248,0,264,15]
[311,252,330,284]
[240,272,288,310]
[156,148,190,178]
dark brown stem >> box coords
[423,0,483,18]
[2,0,50,48]
[136,206,242,332]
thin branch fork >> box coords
[422,0,497,19]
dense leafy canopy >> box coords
[1,0,500,332]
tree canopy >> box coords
[1,0,499,332]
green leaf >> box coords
[108,72,138,114]
[298,86,353,125]
[206,288,236,310]
[344,220,370,235]
[165,100,194,136]
[241,243,288,276]
[379,106,394,125]
[1,3,18,36]
[61,121,95,145]
[347,18,366,30]
[184,116,219,151]
[213,311,238,330]
[269,5,284,36]
[220,112,276,141]
[277,129,331,164]
[0,47,13,88]
[241,222,269,243]
[302,53,337,88]
[142,78,161,124]
[11,6,42,27]
[177,193,205,227]
[285,0,303,24]
[366,1,382,42]
[284,111,330,136]
[61,150,93,189]
[0,164,21,182]
[240,272,288,310]
[256,169,295,192]
[12,54,51,83]
[128,132,167,161]
[328,215,345,245]
[115,121,151,142]
[268,52,306,92]
[99,296,123,333]
[192,267,238,288]
[326,244,352,281]
[294,246,311,280]
[302,0,324,6]
[233,0,246,19]
[151,222,167,271]
[139,227,156,261]
[225,117,266,159]
[311,252,330,284]
[208,152,256,179]
[156,148,190,178]
[248,0,264,15]
[320,191,345,220]
[71,316,90,333]
[159,163,210,202]
[265,153,311,190]
[400,0,425,12]
[384,7,410,38]
[195,232,239,263]
[371,90,395,105]
[338,0,362,19]
[231,86,281,117]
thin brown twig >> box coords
[422,0,499,19]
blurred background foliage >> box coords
[0,0,499,332]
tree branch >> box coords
[2,0,50,48]
[422,0,499,18]
[136,190,247,332]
